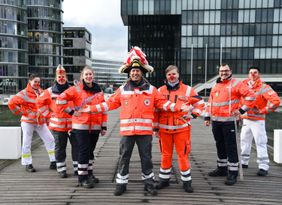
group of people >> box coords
[8,46,280,196]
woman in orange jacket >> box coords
[56,65,107,188]
[154,65,205,193]
[37,65,78,178]
[8,74,56,172]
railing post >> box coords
[274,129,282,163]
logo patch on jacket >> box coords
[125,100,129,106]
[144,99,150,106]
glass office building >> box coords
[27,0,63,88]
[0,0,28,94]
[121,0,282,87]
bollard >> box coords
[0,127,21,159]
[274,129,282,164]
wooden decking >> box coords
[0,109,282,204]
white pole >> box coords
[220,43,223,65]
[190,44,193,87]
[205,44,208,97]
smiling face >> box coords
[82,68,94,84]
[29,77,40,90]
[166,68,179,84]
[249,68,260,81]
[56,74,67,85]
[129,68,142,82]
[219,65,232,80]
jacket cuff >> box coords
[68,110,74,116]
[101,126,107,130]
[204,116,210,121]
[191,113,197,119]
[239,108,245,114]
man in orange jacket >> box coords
[154,65,205,193]
[79,47,190,196]
[204,64,256,185]
[37,65,78,178]
[240,66,280,176]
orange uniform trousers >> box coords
[159,127,191,172]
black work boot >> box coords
[257,169,268,176]
[224,174,237,185]
[49,161,56,170]
[183,180,194,193]
[114,184,127,196]
[79,178,94,189]
[89,173,99,183]
[208,167,227,177]
[59,171,68,178]
[156,180,170,190]
[25,164,36,172]
[144,183,158,196]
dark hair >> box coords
[248,66,260,73]
[218,63,231,71]
[29,73,40,81]
[165,65,179,75]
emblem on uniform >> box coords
[144,99,150,106]
[215,92,219,97]
[125,100,129,106]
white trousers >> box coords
[240,119,269,170]
[21,122,55,165]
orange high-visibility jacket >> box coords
[205,77,256,122]
[36,87,72,132]
[56,82,107,131]
[88,81,181,136]
[8,83,47,125]
[241,79,280,120]
[154,81,205,133]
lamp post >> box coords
[190,44,193,87]
[205,44,208,97]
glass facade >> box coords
[27,0,63,88]
[63,27,92,83]
[121,0,282,87]
[0,0,28,94]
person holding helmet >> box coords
[56,65,107,188]
[37,65,78,178]
[8,74,56,172]
[240,66,280,176]
[154,65,205,193]
[78,47,191,196]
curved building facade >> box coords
[27,0,63,88]
[0,0,28,94]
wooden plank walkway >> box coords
[0,109,282,204]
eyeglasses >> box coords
[219,70,231,73]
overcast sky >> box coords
[63,0,128,61]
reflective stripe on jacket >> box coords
[56,82,107,131]
[205,78,255,122]
[8,83,47,125]
[37,87,73,132]
[155,82,205,133]
[241,79,281,120]
[89,80,181,136]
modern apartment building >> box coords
[92,59,127,88]
[27,0,64,88]
[63,27,92,83]
[0,0,28,94]
[121,0,282,88]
